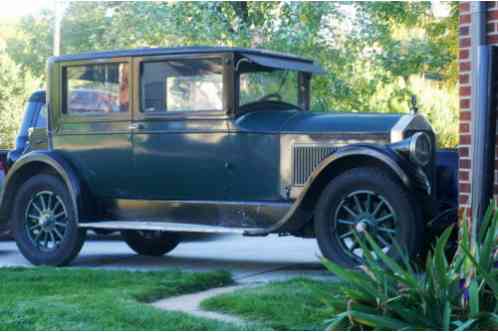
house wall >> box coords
[458,2,498,218]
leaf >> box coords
[468,279,479,317]
[348,310,415,330]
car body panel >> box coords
[0,47,447,235]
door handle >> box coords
[129,123,144,130]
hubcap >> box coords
[333,190,397,260]
[24,191,68,252]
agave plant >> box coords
[323,204,498,330]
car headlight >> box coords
[409,132,432,166]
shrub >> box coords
[323,205,498,330]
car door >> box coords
[130,54,233,204]
[53,58,135,199]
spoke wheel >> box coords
[314,167,424,268]
[24,191,69,252]
[333,190,397,260]
[12,174,86,266]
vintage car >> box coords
[0,47,454,267]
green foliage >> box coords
[2,2,459,147]
[0,50,41,149]
[323,205,498,330]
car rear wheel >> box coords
[121,230,179,256]
[314,167,423,268]
[12,174,86,266]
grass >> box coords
[0,267,242,330]
[201,278,340,330]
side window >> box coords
[64,63,129,116]
[140,59,223,113]
[35,105,48,128]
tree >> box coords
[4,1,459,146]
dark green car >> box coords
[0,47,439,267]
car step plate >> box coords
[78,221,267,235]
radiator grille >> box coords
[292,145,337,186]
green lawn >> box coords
[201,278,340,331]
[0,267,241,330]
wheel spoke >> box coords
[376,234,391,248]
[365,193,371,213]
[55,222,67,228]
[34,230,43,242]
[47,193,53,211]
[339,230,355,239]
[32,201,43,214]
[376,213,394,223]
[27,214,40,220]
[371,199,385,217]
[353,195,363,213]
[29,224,41,231]
[53,227,64,241]
[378,227,396,234]
[54,211,66,220]
[39,194,47,211]
[48,231,56,247]
[342,205,358,218]
[337,219,355,226]
[43,232,49,248]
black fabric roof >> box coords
[49,46,324,74]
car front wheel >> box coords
[314,167,423,268]
[12,174,86,266]
[121,230,179,256]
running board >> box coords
[78,221,268,236]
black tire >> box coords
[121,230,179,256]
[314,167,423,268]
[11,174,86,266]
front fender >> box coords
[246,144,415,236]
[0,150,83,225]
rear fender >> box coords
[0,151,84,226]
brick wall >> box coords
[458,2,498,219]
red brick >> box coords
[459,49,470,60]
[460,99,471,110]
[460,158,471,169]
[460,61,471,71]
[459,73,469,84]
[487,34,498,44]
[460,14,471,24]
[459,195,470,205]
[460,37,471,48]
[459,146,470,157]
[459,170,469,181]
[460,182,471,193]
[460,85,471,97]
[459,2,470,13]
[460,122,470,133]
[489,9,498,20]
[460,134,471,145]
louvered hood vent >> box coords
[292,145,337,186]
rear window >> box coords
[64,63,129,116]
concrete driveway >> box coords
[0,234,331,283]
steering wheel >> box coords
[256,93,282,103]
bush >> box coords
[323,205,498,330]
[0,51,41,149]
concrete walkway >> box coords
[152,285,251,325]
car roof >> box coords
[49,46,314,63]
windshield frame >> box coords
[234,56,311,115]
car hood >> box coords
[234,109,403,134]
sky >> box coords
[0,0,51,19]
[0,0,451,20]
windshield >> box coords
[239,69,298,108]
